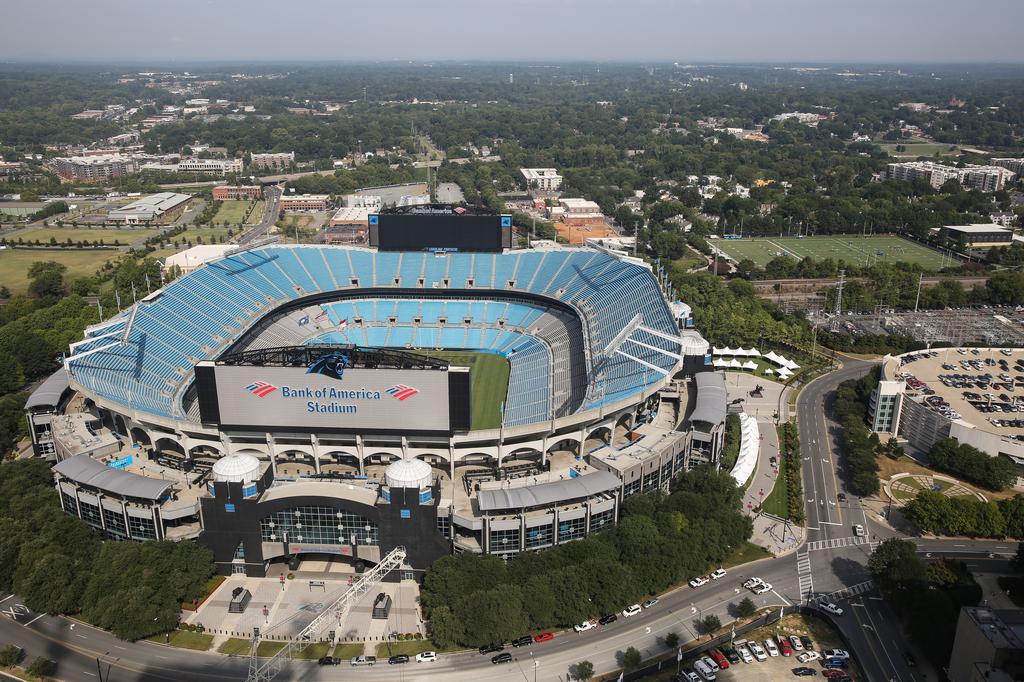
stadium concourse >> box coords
[27,243,729,579]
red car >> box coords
[823,670,846,679]
[533,633,554,643]
[709,649,730,669]
[778,637,793,656]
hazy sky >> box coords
[4,0,1023,64]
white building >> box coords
[520,168,563,192]
[559,198,603,217]
[161,244,234,276]
[887,162,1015,192]
[107,192,191,224]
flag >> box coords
[298,315,310,326]
[677,648,683,662]
[314,308,329,323]
[617,672,624,682]
[338,318,348,329]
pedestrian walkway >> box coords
[805,536,869,552]
[825,580,873,601]
[796,551,813,600]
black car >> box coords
[479,643,504,655]
[511,635,533,647]
[598,614,618,625]
[800,635,813,650]
[317,656,340,666]
[723,647,741,664]
[837,493,847,502]
[492,652,513,665]
[388,655,409,665]
[793,668,818,677]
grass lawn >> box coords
[332,643,367,659]
[16,227,161,245]
[714,234,951,270]
[217,638,288,657]
[759,425,792,518]
[672,245,706,272]
[291,642,330,660]
[213,200,263,225]
[722,541,772,569]
[408,350,510,430]
[877,142,958,158]
[0,248,119,294]
[145,629,214,651]
[374,639,435,658]
[166,226,234,247]
[878,455,1015,502]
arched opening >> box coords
[113,414,130,438]
[454,453,497,496]
[613,413,636,448]
[415,454,451,482]
[320,451,360,476]
[130,427,152,447]
[276,449,315,477]
[585,426,612,453]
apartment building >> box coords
[212,185,262,201]
[250,152,295,171]
[887,161,1015,192]
[49,155,138,182]
[279,194,329,211]
[520,168,563,192]
[992,158,1024,176]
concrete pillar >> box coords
[356,435,365,475]
[311,435,321,474]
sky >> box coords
[3,0,1023,64]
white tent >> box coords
[763,350,786,367]
[764,368,775,375]
[730,414,759,487]
[782,358,800,370]
[728,358,742,368]
[713,358,729,368]
[777,367,793,379]
[741,360,758,371]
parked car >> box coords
[820,602,844,616]
[511,635,533,647]
[573,620,596,633]
[700,655,720,672]
[689,576,709,588]
[599,614,618,625]
[748,641,768,662]
[318,656,340,666]
[790,635,804,651]
[797,651,821,663]
[823,670,847,679]
[479,643,504,655]
[823,649,850,659]
[722,646,741,664]
[415,651,437,663]
[800,635,814,650]
[622,604,643,618]
[824,658,850,670]
[792,667,818,676]
[710,568,727,580]
[778,637,793,656]
[492,652,513,665]
[350,656,376,666]
[642,598,659,609]
[708,649,729,669]
[533,633,554,643]
[681,671,701,682]
[764,638,780,657]
[388,655,409,665]
[737,644,753,663]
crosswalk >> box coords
[805,536,869,552]
[826,580,874,601]
[796,550,813,599]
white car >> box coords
[763,638,779,657]
[573,620,596,633]
[710,568,727,580]
[789,635,804,651]
[742,577,764,590]
[798,651,822,663]
[752,582,773,594]
[689,576,709,588]
[748,641,768,662]
[642,598,659,609]
[821,601,844,616]
[853,524,866,537]
[737,644,753,663]
[684,671,701,682]
[415,651,437,663]
[700,655,720,672]
[622,604,642,618]
[823,649,850,659]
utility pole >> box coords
[914,272,924,313]
[832,269,845,330]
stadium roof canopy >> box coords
[25,368,69,410]
[53,454,173,500]
[477,470,620,512]
[690,371,727,426]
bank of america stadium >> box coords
[28,215,726,578]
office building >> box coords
[943,224,1013,249]
[212,185,262,201]
[948,607,1024,682]
[520,168,563,192]
[279,194,329,211]
[49,155,138,182]
[176,158,243,175]
[250,152,295,171]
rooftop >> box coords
[944,223,1012,234]
[111,192,191,214]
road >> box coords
[237,187,281,245]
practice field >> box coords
[409,350,510,430]
[0,248,118,294]
[14,227,161,245]
[213,200,264,225]
[714,235,952,270]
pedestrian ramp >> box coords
[805,535,869,552]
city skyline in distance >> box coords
[3,0,1024,64]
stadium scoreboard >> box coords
[195,361,471,435]
[369,207,513,253]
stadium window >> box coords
[350,278,359,286]
[393,277,401,285]
[590,508,615,532]
[442,279,450,287]
[417,278,425,286]
[507,280,515,288]
[525,524,553,549]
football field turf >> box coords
[408,350,510,430]
[713,235,952,270]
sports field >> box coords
[0,248,118,294]
[15,227,161,245]
[408,350,510,430]
[714,235,952,270]
[213,200,264,225]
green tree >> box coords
[27,261,66,301]
[622,646,642,669]
[665,631,680,648]
[701,614,721,635]
[573,660,595,681]
[26,656,55,678]
[868,538,927,600]
[0,644,23,667]
[737,597,757,618]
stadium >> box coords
[27,207,721,579]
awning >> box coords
[53,454,173,500]
[477,470,620,512]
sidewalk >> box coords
[740,418,806,556]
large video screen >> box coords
[207,365,451,433]
[376,213,504,252]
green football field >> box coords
[408,350,509,430]
[713,235,953,270]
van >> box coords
[693,658,717,681]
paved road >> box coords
[237,187,281,245]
